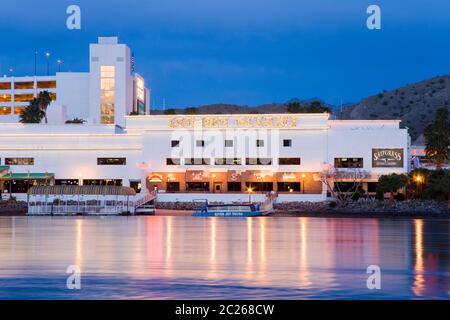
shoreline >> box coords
[1,209,449,219]
[1,200,449,219]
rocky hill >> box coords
[341,75,450,140]
[152,75,450,141]
[152,98,333,115]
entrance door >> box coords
[214,183,222,193]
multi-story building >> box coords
[0,37,150,126]
[0,37,410,203]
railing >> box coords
[134,190,157,209]
[27,204,132,215]
[261,192,277,212]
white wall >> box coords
[327,120,409,175]
[56,72,90,120]
[89,37,133,127]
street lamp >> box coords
[415,175,423,197]
[247,187,253,203]
[45,52,51,75]
[56,59,62,72]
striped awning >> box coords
[28,185,136,196]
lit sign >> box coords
[168,115,298,129]
[372,148,404,168]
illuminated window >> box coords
[101,66,115,78]
[97,158,126,165]
[14,94,34,102]
[100,65,115,124]
[215,158,241,165]
[14,82,34,89]
[246,158,272,165]
[5,158,34,165]
[278,158,301,165]
[49,93,57,101]
[334,158,363,168]
[185,158,210,165]
[0,82,11,90]
[0,94,11,103]
[14,107,26,115]
[37,81,56,89]
[0,106,11,115]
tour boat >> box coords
[192,195,275,217]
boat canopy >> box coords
[27,185,136,196]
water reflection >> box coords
[0,216,449,299]
[413,219,425,296]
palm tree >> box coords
[37,90,52,124]
[19,98,45,123]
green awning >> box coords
[0,166,9,173]
[0,173,54,180]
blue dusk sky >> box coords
[1,0,450,109]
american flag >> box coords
[131,52,135,73]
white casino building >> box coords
[0,37,410,203]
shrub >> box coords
[395,193,406,201]
[328,201,337,208]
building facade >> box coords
[0,37,150,126]
[0,37,410,203]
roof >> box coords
[28,185,136,196]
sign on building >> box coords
[372,148,404,168]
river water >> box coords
[0,216,449,299]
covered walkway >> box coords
[27,185,136,215]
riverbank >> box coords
[155,199,450,219]
[0,201,27,216]
[2,199,449,218]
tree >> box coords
[65,118,86,124]
[184,107,198,115]
[19,98,45,123]
[318,165,370,207]
[377,173,408,206]
[287,101,305,113]
[424,107,450,169]
[163,108,176,115]
[426,169,450,207]
[37,90,52,124]
[309,100,332,113]
[287,100,332,114]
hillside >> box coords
[341,75,450,140]
[151,75,450,140]
[151,99,333,115]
